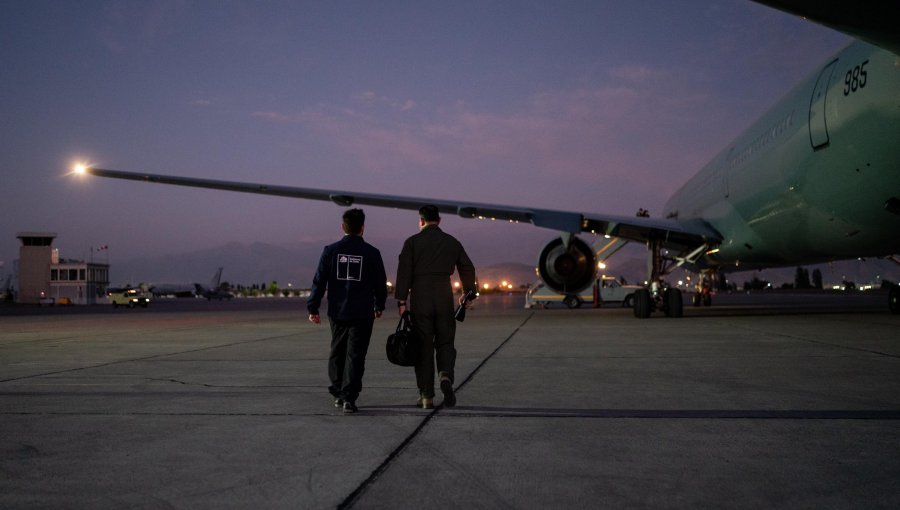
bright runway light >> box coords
[73,163,88,175]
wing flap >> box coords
[582,214,722,248]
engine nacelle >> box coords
[538,236,597,294]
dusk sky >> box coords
[0,1,850,283]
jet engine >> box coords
[537,236,597,294]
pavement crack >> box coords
[728,321,900,359]
[433,407,900,420]
[149,377,215,388]
[145,378,326,389]
[0,333,297,384]
[337,312,534,509]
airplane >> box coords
[75,1,900,317]
[148,281,195,298]
[196,267,233,301]
[150,267,232,300]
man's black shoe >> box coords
[342,401,358,414]
[440,378,456,408]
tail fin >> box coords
[210,267,223,289]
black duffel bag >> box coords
[386,312,419,366]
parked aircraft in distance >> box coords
[196,267,233,301]
[148,281,195,299]
[150,267,232,300]
[77,1,900,317]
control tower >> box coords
[16,232,56,304]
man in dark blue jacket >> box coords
[308,208,387,414]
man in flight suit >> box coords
[308,208,387,414]
[395,205,477,409]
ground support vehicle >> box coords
[107,288,150,308]
[525,277,642,309]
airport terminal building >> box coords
[15,232,109,305]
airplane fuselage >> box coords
[664,41,900,270]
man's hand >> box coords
[308,314,321,324]
[374,310,383,319]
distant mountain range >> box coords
[113,242,322,288]
[111,241,900,290]
[112,242,544,290]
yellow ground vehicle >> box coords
[107,288,150,308]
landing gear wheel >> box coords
[665,288,683,318]
[702,293,712,307]
[563,295,582,309]
[633,289,652,318]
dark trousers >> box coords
[411,282,456,398]
[328,317,374,403]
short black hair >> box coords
[342,208,365,235]
[419,205,440,222]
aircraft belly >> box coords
[706,183,900,267]
[713,188,900,266]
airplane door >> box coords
[809,59,838,150]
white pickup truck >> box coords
[107,287,150,308]
[525,277,642,309]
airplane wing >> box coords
[85,167,722,249]
[752,0,900,55]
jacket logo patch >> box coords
[337,254,363,281]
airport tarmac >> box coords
[2,293,899,509]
